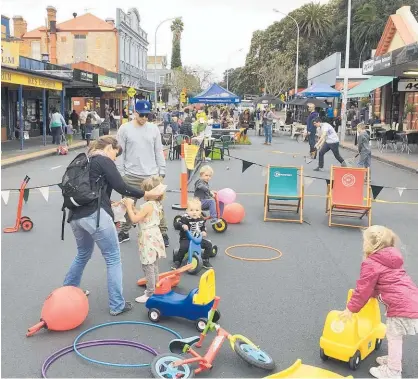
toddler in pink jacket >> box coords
[340,225,418,379]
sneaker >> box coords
[110,301,133,316]
[370,364,401,379]
[203,260,213,269]
[171,261,181,270]
[313,167,324,172]
[163,234,170,247]
[135,294,150,304]
[83,289,90,296]
[376,356,388,366]
[210,218,221,225]
[118,232,130,244]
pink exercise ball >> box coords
[217,188,236,205]
[223,203,245,224]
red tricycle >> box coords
[150,297,275,378]
[173,193,228,234]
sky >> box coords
[1,0,328,81]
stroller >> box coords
[57,126,69,155]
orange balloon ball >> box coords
[41,286,89,331]
[223,203,245,224]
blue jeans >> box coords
[358,153,371,168]
[264,124,272,143]
[201,198,225,219]
[63,208,126,313]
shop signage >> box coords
[398,80,418,92]
[1,69,63,90]
[362,59,374,75]
[373,52,392,72]
[73,69,98,85]
[1,41,20,68]
[98,75,117,88]
[65,87,102,97]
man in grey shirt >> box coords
[116,100,169,246]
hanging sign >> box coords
[184,144,199,170]
[398,80,418,92]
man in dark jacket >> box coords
[306,103,319,159]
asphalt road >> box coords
[2,134,418,378]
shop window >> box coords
[31,41,41,60]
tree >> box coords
[168,66,201,102]
[297,2,333,38]
[170,18,184,69]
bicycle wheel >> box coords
[234,338,275,371]
[151,353,194,378]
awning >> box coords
[99,86,116,92]
[347,76,394,98]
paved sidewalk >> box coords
[1,130,117,168]
[341,139,418,173]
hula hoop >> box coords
[42,339,157,378]
[225,244,282,262]
[73,321,182,368]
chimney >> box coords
[46,6,57,64]
[105,18,115,27]
[13,15,27,38]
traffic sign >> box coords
[180,92,186,103]
[127,87,136,98]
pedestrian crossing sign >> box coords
[127,87,136,98]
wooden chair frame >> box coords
[326,166,372,229]
[264,165,304,223]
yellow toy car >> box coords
[319,289,386,370]
[265,359,352,378]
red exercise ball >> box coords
[222,203,245,224]
[27,286,89,337]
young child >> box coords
[357,123,372,169]
[66,120,74,146]
[173,198,214,269]
[194,165,224,225]
[121,176,167,304]
[340,225,418,379]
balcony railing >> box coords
[19,56,70,72]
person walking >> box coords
[70,109,79,134]
[49,108,66,145]
[263,107,278,145]
[116,100,169,247]
[306,103,319,159]
[79,106,89,140]
[313,117,346,171]
[62,135,164,316]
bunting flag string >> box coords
[23,188,30,203]
[371,185,384,200]
[242,160,254,173]
[397,187,406,197]
[38,187,50,202]
[304,177,315,189]
[1,191,10,205]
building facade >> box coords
[116,8,148,90]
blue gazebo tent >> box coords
[297,83,341,98]
[189,83,240,104]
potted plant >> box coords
[404,102,415,130]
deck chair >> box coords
[264,165,304,223]
[326,166,371,228]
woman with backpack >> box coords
[62,135,164,316]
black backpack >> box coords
[59,153,104,240]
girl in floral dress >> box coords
[122,176,166,303]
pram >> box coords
[57,126,69,155]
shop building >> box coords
[355,6,418,129]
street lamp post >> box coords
[154,17,180,111]
[340,0,352,143]
[273,9,299,98]
[226,48,243,91]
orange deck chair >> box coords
[264,165,304,223]
[326,166,372,228]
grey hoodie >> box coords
[194,179,212,200]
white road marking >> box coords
[50,165,62,170]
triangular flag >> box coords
[262,167,268,177]
[396,187,406,197]
[371,185,384,200]
[325,179,334,188]
[38,187,50,202]
[304,177,315,188]
[242,160,254,173]
[23,188,30,203]
[1,191,10,205]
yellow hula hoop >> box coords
[224,244,282,262]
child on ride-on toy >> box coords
[173,198,214,270]
[340,225,418,379]
[121,176,167,304]
[194,165,224,225]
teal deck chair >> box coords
[264,165,304,223]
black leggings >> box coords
[175,238,212,262]
[51,127,62,145]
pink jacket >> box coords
[347,247,418,318]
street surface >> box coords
[2,134,418,378]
